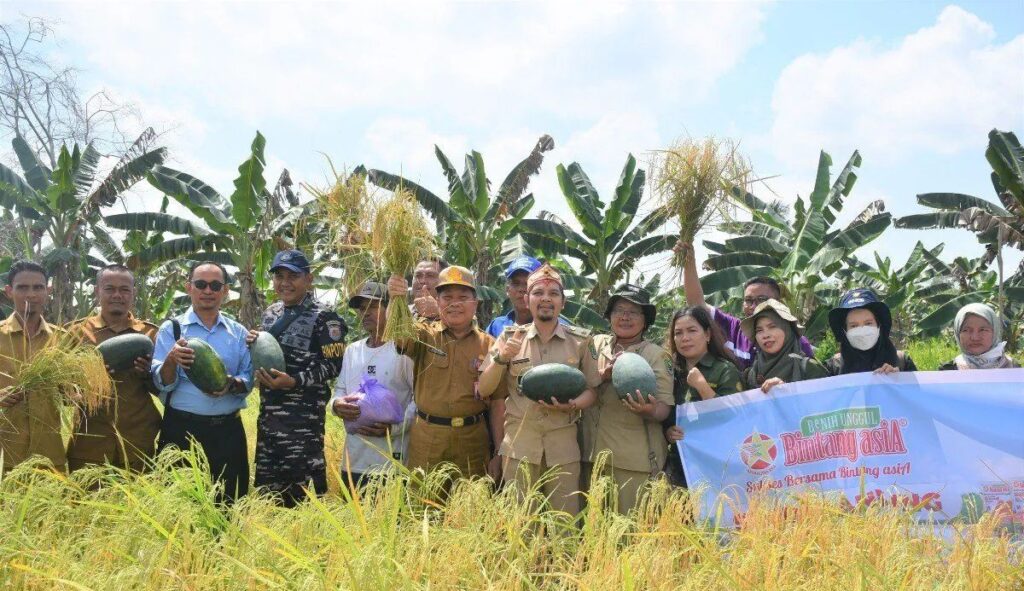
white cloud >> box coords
[768,5,1024,168]
[43,1,767,125]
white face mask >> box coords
[846,325,880,351]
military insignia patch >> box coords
[589,341,599,360]
[327,320,344,341]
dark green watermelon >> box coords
[251,331,286,374]
[611,352,657,402]
[185,338,230,395]
[520,363,586,403]
[96,333,155,371]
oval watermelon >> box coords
[611,352,657,402]
[251,331,286,374]
[96,333,154,371]
[185,338,230,395]
[520,363,586,403]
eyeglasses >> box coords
[192,280,225,292]
[611,309,642,318]
[743,296,771,306]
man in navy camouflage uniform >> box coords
[247,249,347,507]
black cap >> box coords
[270,249,311,274]
[604,283,657,327]
[348,281,389,309]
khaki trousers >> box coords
[581,461,650,514]
[503,456,582,515]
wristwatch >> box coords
[491,351,509,366]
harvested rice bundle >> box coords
[653,137,750,267]
[304,159,377,295]
[370,187,434,342]
[2,332,113,413]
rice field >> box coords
[0,339,1019,590]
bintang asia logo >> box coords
[740,407,909,474]
[740,429,778,474]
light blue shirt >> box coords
[151,307,254,416]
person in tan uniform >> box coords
[66,264,160,472]
[0,261,64,473]
[479,263,601,515]
[579,284,673,514]
[387,265,499,478]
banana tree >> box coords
[142,131,282,328]
[518,154,675,311]
[0,128,166,321]
[895,129,1024,298]
[912,253,1024,350]
[367,135,555,325]
[699,150,892,338]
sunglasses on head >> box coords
[192,279,225,292]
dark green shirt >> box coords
[673,354,744,405]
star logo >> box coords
[740,428,778,474]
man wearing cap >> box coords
[246,249,348,507]
[331,281,415,491]
[486,256,571,338]
[580,283,673,514]
[479,263,601,514]
[387,266,498,479]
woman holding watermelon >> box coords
[663,306,742,487]
[579,284,674,513]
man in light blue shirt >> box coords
[152,261,254,503]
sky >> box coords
[4,0,1024,286]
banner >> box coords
[678,368,1024,527]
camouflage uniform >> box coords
[254,293,347,506]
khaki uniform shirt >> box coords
[482,323,601,466]
[399,321,492,419]
[580,336,674,474]
[0,313,63,472]
[65,314,160,469]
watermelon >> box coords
[611,352,657,402]
[251,331,286,374]
[96,333,154,371]
[520,363,586,403]
[185,338,230,395]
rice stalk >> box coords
[652,136,751,267]
[304,157,378,296]
[1,331,113,414]
[370,187,434,342]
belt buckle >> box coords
[451,416,465,428]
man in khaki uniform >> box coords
[387,265,497,478]
[0,261,64,473]
[580,284,673,513]
[66,265,160,472]
[479,264,601,515]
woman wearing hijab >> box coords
[740,299,828,393]
[939,303,1018,370]
[824,288,916,376]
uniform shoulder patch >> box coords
[325,319,345,342]
[565,325,591,338]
